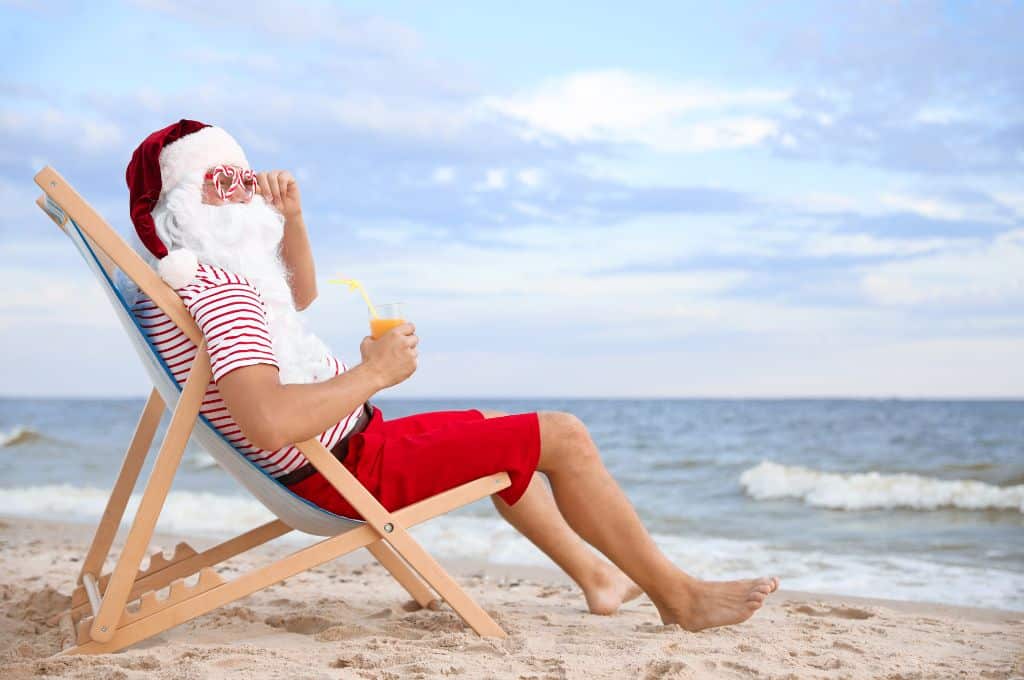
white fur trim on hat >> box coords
[158,249,199,289]
[158,126,249,197]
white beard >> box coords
[146,179,334,385]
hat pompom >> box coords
[158,249,199,289]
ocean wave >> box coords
[740,461,1024,513]
[0,425,42,447]
[0,483,1022,610]
[1,485,276,536]
[186,451,220,471]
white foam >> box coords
[187,451,220,470]
[0,425,41,447]
[2,483,1021,611]
[1,484,276,537]
[740,461,1024,513]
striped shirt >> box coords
[130,263,362,478]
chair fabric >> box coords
[49,196,364,536]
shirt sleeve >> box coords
[185,280,279,382]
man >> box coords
[124,119,778,631]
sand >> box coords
[0,516,1021,679]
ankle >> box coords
[647,569,700,609]
[571,559,614,593]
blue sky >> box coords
[1,0,1022,397]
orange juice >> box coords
[370,317,405,339]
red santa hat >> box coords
[126,119,249,288]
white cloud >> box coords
[862,229,1024,305]
[0,266,115,330]
[516,168,542,188]
[802,233,955,258]
[483,69,788,152]
[324,93,486,140]
[880,193,972,221]
[403,335,1024,398]
[179,47,282,71]
[913,106,967,124]
[992,190,1024,218]
[0,108,124,154]
[476,168,507,191]
[431,166,455,184]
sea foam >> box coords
[1,483,1022,610]
[0,425,41,447]
[740,461,1024,513]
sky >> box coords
[1,0,1022,398]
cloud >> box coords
[477,168,507,191]
[484,69,788,152]
[862,229,1024,306]
[762,2,1024,173]
[0,108,123,155]
[431,166,455,184]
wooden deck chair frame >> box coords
[33,166,512,655]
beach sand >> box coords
[1,516,1021,679]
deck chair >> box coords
[33,166,512,655]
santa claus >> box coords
[123,119,778,630]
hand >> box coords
[255,170,302,219]
[359,322,418,389]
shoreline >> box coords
[2,515,1021,678]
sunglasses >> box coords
[203,165,257,201]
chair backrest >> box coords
[37,172,362,536]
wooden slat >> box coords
[366,540,439,609]
[65,472,509,655]
[77,389,165,589]
[88,349,212,642]
[70,521,291,620]
[33,166,203,346]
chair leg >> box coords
[379,530,506,637]
[297,438,509,638]
[88,351,211,643]
[78,388,164,586]
[366,540,440,609]
[64,473,507,655]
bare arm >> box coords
[217,324,418,451]
[280,212,317,311]
[256,170,317,311]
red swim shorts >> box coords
[286,407,541,520]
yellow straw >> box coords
[328,278,379,318]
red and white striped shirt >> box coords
[130,263,362,478]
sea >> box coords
[1,397,1022,611]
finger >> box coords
[283,173,298,203]
[257,173,273,200]
[269,172,283,206]
[407,335,419,348]
[399,322,416,335]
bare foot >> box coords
[582,565,645,615]
[656,575,779,631]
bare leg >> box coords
[528,410,777,631]
[495,474,644,614]
[480,410,641,614]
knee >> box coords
[538,411,597,466]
